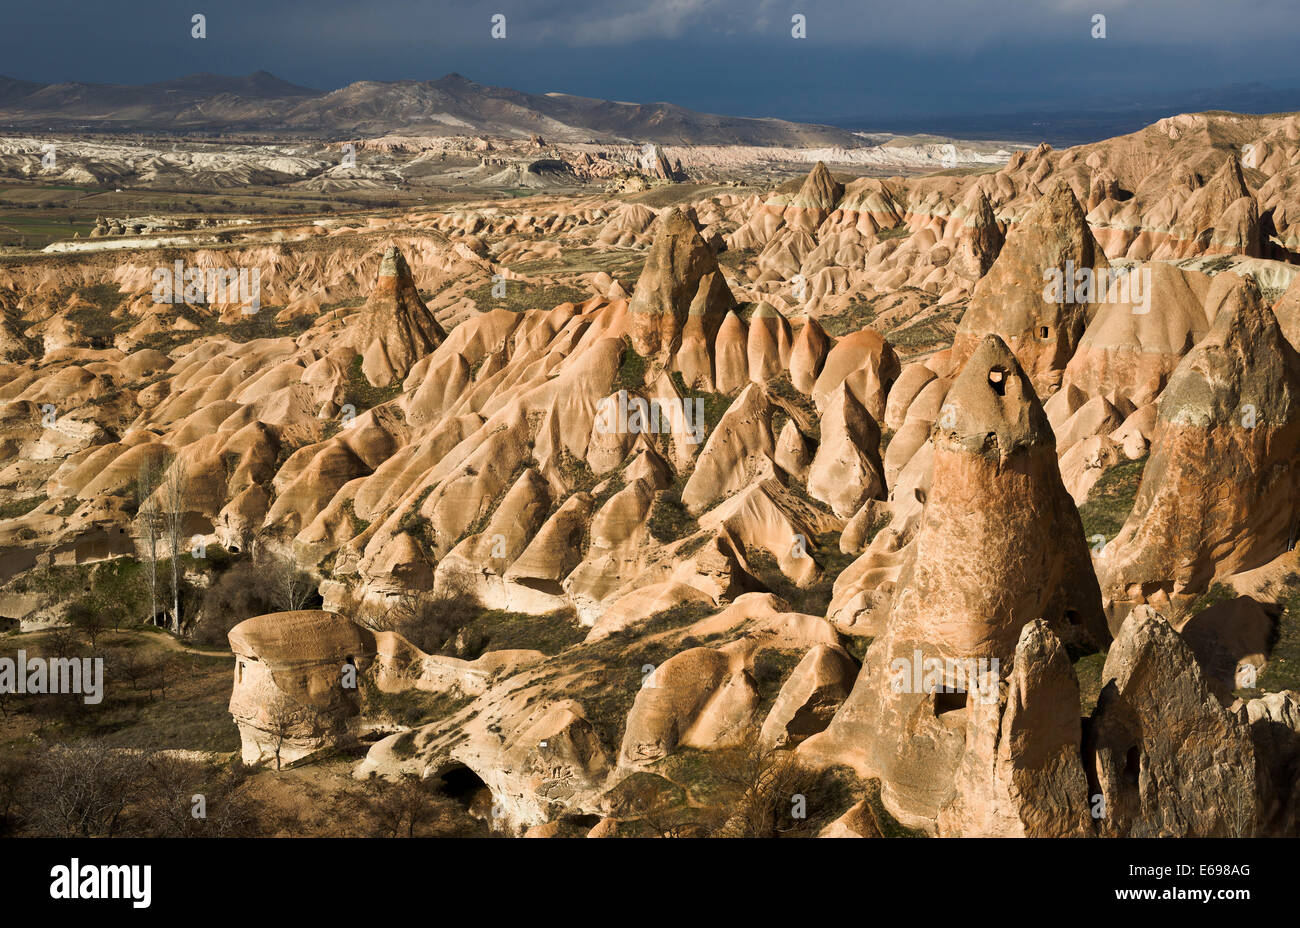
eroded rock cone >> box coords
[1098,275,1300,628]
[1158,156,1261,259]
[628,207,735,363]
[801,335,1107,828]
[791,160,844,212]
[949,185,1003,278]
[1058,261,1212,408]
[937,619,1094,837]
[952,178,1108,397]
[347,246,446,387]
[1086,606,1257,837]
[887,334,1109,656]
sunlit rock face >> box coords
[228,610,376,766]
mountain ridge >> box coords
[0,70,864,146]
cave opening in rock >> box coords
[934,690,967,716]
[988,367,1007,395]
[1124,745,1141,783]
[437,763,488,806]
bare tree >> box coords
[359,773,443,837]
[22,742,144,837]
[135,458,163,626]
[266,701,299,771]
[708,735,822,838]
[135,752,259,837]
[160,465,189,633]
[261,549,315,612]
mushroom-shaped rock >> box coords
[228,610,377,767]
[801,335,1108,829]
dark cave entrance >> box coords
[988,367,1007,396]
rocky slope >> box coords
[3,108,1300,837]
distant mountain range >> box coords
[0,71,863,147]
[833,83,1300,146]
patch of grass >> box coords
[455,607,587,659]
[362,684,472,728]
[875,225,911,241]
[1073,650,1108,715]
[859,510,891,549]
[716,247,757,271]
[555,447,601,497]
[396,487,436,547]
[67,284,125,348]
[7,563,93,599]
[647,481,698,544]
[1078,455,1148,544]
[650,746,874,837]
[752,648,804,713]
[657,747,736,805]
[668,370,733,436]
[1258,572,1300,695]
[591,475,626,514]
[1197,255,1239,275]
[391,731,418,759]
[0,495,46,520]
[842,635,872,663]
[133,300,309,354]
[464,278,589,314]
[511,247,643,288]
[614,339,647,392]
[340,498,371,536]
[675,533,711,559]
[5,630,240,753]
[745,531,857,616]
[1190,582,1237,617]
[341,355,403,413]
[887,321,948,351]
[638,601,716,637]
[604,770,688,814]
[622,183,744,208]
[821,295,879,337]
[863,778,927,837]
[565,603,715,750]
[765,374,819,440]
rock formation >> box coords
[1098,275,1300,626]
[345,246,446,387]
[953,178,1109,396]
[228,610,377,767]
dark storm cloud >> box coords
[1,0,1299,127]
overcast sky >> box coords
[3,0,1300,125]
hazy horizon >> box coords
[4,0,1300,143]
